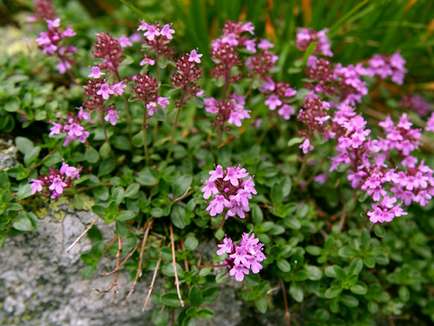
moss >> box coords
[26,194,96,222]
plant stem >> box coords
[100,110,115,157]
[170,224,185,307]
[153,53,161,142]
[115,70,132,141]
[166,92,185,163]
[143,104,150,165]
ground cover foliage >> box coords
[1,0,434,325]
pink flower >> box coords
[206,195,231,216]
[118,35,132,47]
[188,49,203,63]
[209,165,224,181]
[147,102,159,116]
[29,179,44,195]
[104,110,120,125]
[49,121,63,136]
[46,18,60,30]
[257,39,274,50]
[61,26,76,38]
[229,265,249,282]
[49,177,67,194]
[88,66,105,79]
[300,138,313,154]
[216,237,233,255]
[278,104,295,120]
[157,97,170,109]
[241,22,255,35]
[222,33,238,46]
[64,123,84,137]
[264,94,282,110]
[201,180,218,199]
[137,20,148,31]
[144,24,160,41]
[97,84,114,100]
[112,81,126,96]
[140,57,155,66]
[244,39,256,53]
[160,24,175,39]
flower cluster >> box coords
[245,40,279,77]
[35,18,76,74]
[400,94,431,117]
[259,78,297,120]
[29,161,82,199]
[377,114,421,158]
[137,21,175,61]
[296,28,333,57]
[202,165,256,219]
[305,57,368,105]
[48,107,91,146]
[27,0,56,22]
[216,233,265,282]
[170,49,203,104]
[204,94,251,130]
[297,97,332,153]
[367,52,407,85]
[92,33,124,72]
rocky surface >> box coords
[0,203,246,326]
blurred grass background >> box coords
[1,0,434,87]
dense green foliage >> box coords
[1,1,434,325]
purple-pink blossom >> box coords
[188,49,203,63]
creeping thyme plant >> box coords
[2,0,434,325]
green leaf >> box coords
[93,185,109,201]
[333,265,347,282]
[92,241,105,258]
[125,183,140,198]
[12,214,32,231]
[115,220,128,238]
[399,285,410,302]
[350,282,368,295]
[8,203,23,211]
[302,41,317,67]
[340,295,359,307]
[306,245,321,256]
[98,156,115,176]
[255,297,267,313]
[339,246,358,258]
[364,256,376,268]
[189,285,203,307]
[5,96,20,112]
[160,292,183,307]
[73,194,84,210]
[271,183,283,205]
[82,265,96,279]
[0,170,10,189]
[202,287,219,304]
[252,204,263,224]
[277,259,291,272]
[85,147,99,163]
[374,224,386,238]
[196,308,215,319]
[91,205,107,217]
[117,210,136,221]
[184,237,199,251]
[15,137,33,155]
[24,146,40,166]
[325,285,342,298]
[99,142,111,158]
[135,169,157,185]
[132,132,144,147]
[306,266,322,281]
[289,281,304,303]
[171,205,188,229]
[87,226,103,242]
[283,216,301,229]
[348,258,363,275]
[112,187,125,205]
[280,176,292,198]
[288,137,304,147]
[368,301,379,314]
[172,175,193,198]
[16,184,32,201]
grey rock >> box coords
[0,204,247,326]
